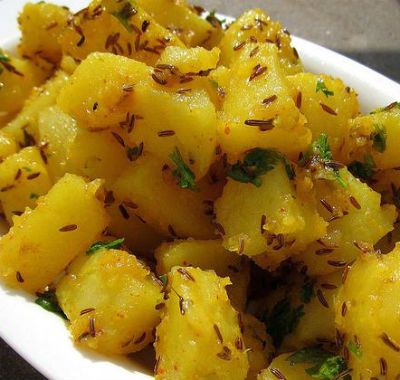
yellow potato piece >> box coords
[296,169,396,276]
[0,131,17,161]
[218,9,302,75]
[0,174,108,293]
[155,267,249,380]
[112,154,216,239]
[0,147,52,224]
[215,164,326,269]
[57,248,162,355]
[155,239,250,310]
[336,245,400,379]
[218,44,310,162]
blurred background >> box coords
[0,0,399,379]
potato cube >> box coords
[0,147,52,224]
[296,169,396,276]
[155,239,250,310]
[218,9,302,75]
[112,154,216,239]
[288,73,359,156]
[215,163,326,269]
[18,2,70,66]
[0,174,109,293]
[155,267,249,380]
[218,44,310,162]
[57,248,163,354]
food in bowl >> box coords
[0,1,399,379]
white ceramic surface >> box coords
[0,1,399,380]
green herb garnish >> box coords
[35,290,67,320]
[22,166,32,172]
[348,155,375,181]
[371,124,387,153]
[86,238,125,255]
[299,134,347,188]
[265,298,305,347]
[111,0,137,32]
[0,49,10,76]
[348,340,362,358]
[228,148,294,187]
[287,348,348,380]
[30,193,39,200]
[316,79,334,97]
[170,147,196,191]
[159,274,168,285]
[300,278,315,304]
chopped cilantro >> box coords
[170,147,196,191]
[0,50,10,63]
[348,155,375,181]
[228,148,294,187]
[29,193,39,200]
[206,10,226,27]
[35,290,67,320]
[299,134,347,188]
[86,238,125,255]
[159,274,168,285]
[371,124,387,153]
[209,79,219,89]
[287,348,348,380]
[264,298,305,347]
[300,278,315,304]
[22,166,32,172]
[316,79,334,97]
[348,340,362,358]
[111,0,137,32]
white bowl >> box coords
[0,2,400,380]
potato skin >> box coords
[296,169,396,276]
[155,267,249,380]
[288,73,359,156]
[112,154,216,240]
[0,147,52,224]
[0,174,109,293]
[155,239,250,310]
[217,43,309,162]
[18,2,70,67]
[57,248,163,355]
[215,164,326,269]
[335,246,400,379]
[218,9,302,75]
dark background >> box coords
[1,0,400,379]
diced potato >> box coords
[112,154,216,240]
[37,106,78,180]
[0,147,52,224]
[0,174,109,293]
[157,46,220,74]
[218,9,302,75]
[296,169,396,276]
[215,164,326,270]
[58,52,217,179]
[138,0,223,48]
[18,2,70,67]
[59,0,184,66]
[257,271,341,351]
[3,71,69,146]
[217,44,310,162]
[241,313,273,380]
[335,245,400,379]
[155,267,249,380]
[57,248,162,354]
[106,194,164,255]
[340,103,400,170]
[288,73,359,155]
[0,131,17,161]
[155,239,250,310]
[0,50,48,125]
[257,353,313,380]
